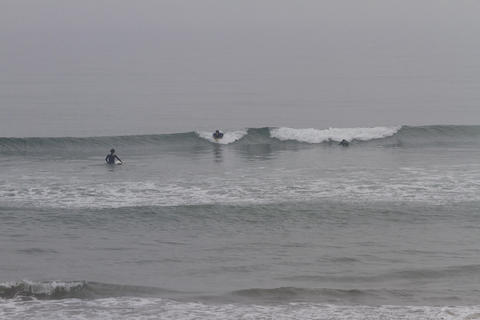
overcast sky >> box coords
[1,1,480,136]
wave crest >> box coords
[2,125,480,156]
[0,280,175,300]
[270,126,401,143]
[0,280,87,299]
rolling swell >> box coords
[0,280,469,305]
[1,125,479,156]
[0,132,204,155]
[0,280,392,303]
[230,287,407,304]
[227,286,478,305]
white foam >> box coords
[196,130,247,144]
[0,280,85,297]
[270,126,401,143]
[1,298,479,320]
[2,164,480,208]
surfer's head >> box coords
[110,148,115,154]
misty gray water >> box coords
[2,1,480,319]
[1,126,480,320]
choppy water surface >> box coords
[1,125,480,319]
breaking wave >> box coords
[0,280,175,300]
[1,125,480,155]
[2,280,403,303]
[270,126,400,143]
[2,279,479,306]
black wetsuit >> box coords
[213,132,224,139]
[105,154,121,164]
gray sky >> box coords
[1,0,480,136]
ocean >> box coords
[3,1,480,318]
[1,125,480,319]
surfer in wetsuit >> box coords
[105,148,122,164]
[213,130,224,140]
[339,139,349,147]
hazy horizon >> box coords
[2,0,480,136]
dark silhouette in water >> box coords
[339,139,350,147]
[105,148,122,164]
[213,130,224,140]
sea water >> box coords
[1,125,480,319]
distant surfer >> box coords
[213,130,224,140]
[105,148,122,165]
[339,139,349,147]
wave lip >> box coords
[196,130,247,144]
[0,280,178,300]
[0,280,88,300]
[270,126,401,144]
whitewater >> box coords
[2,125,480,319]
